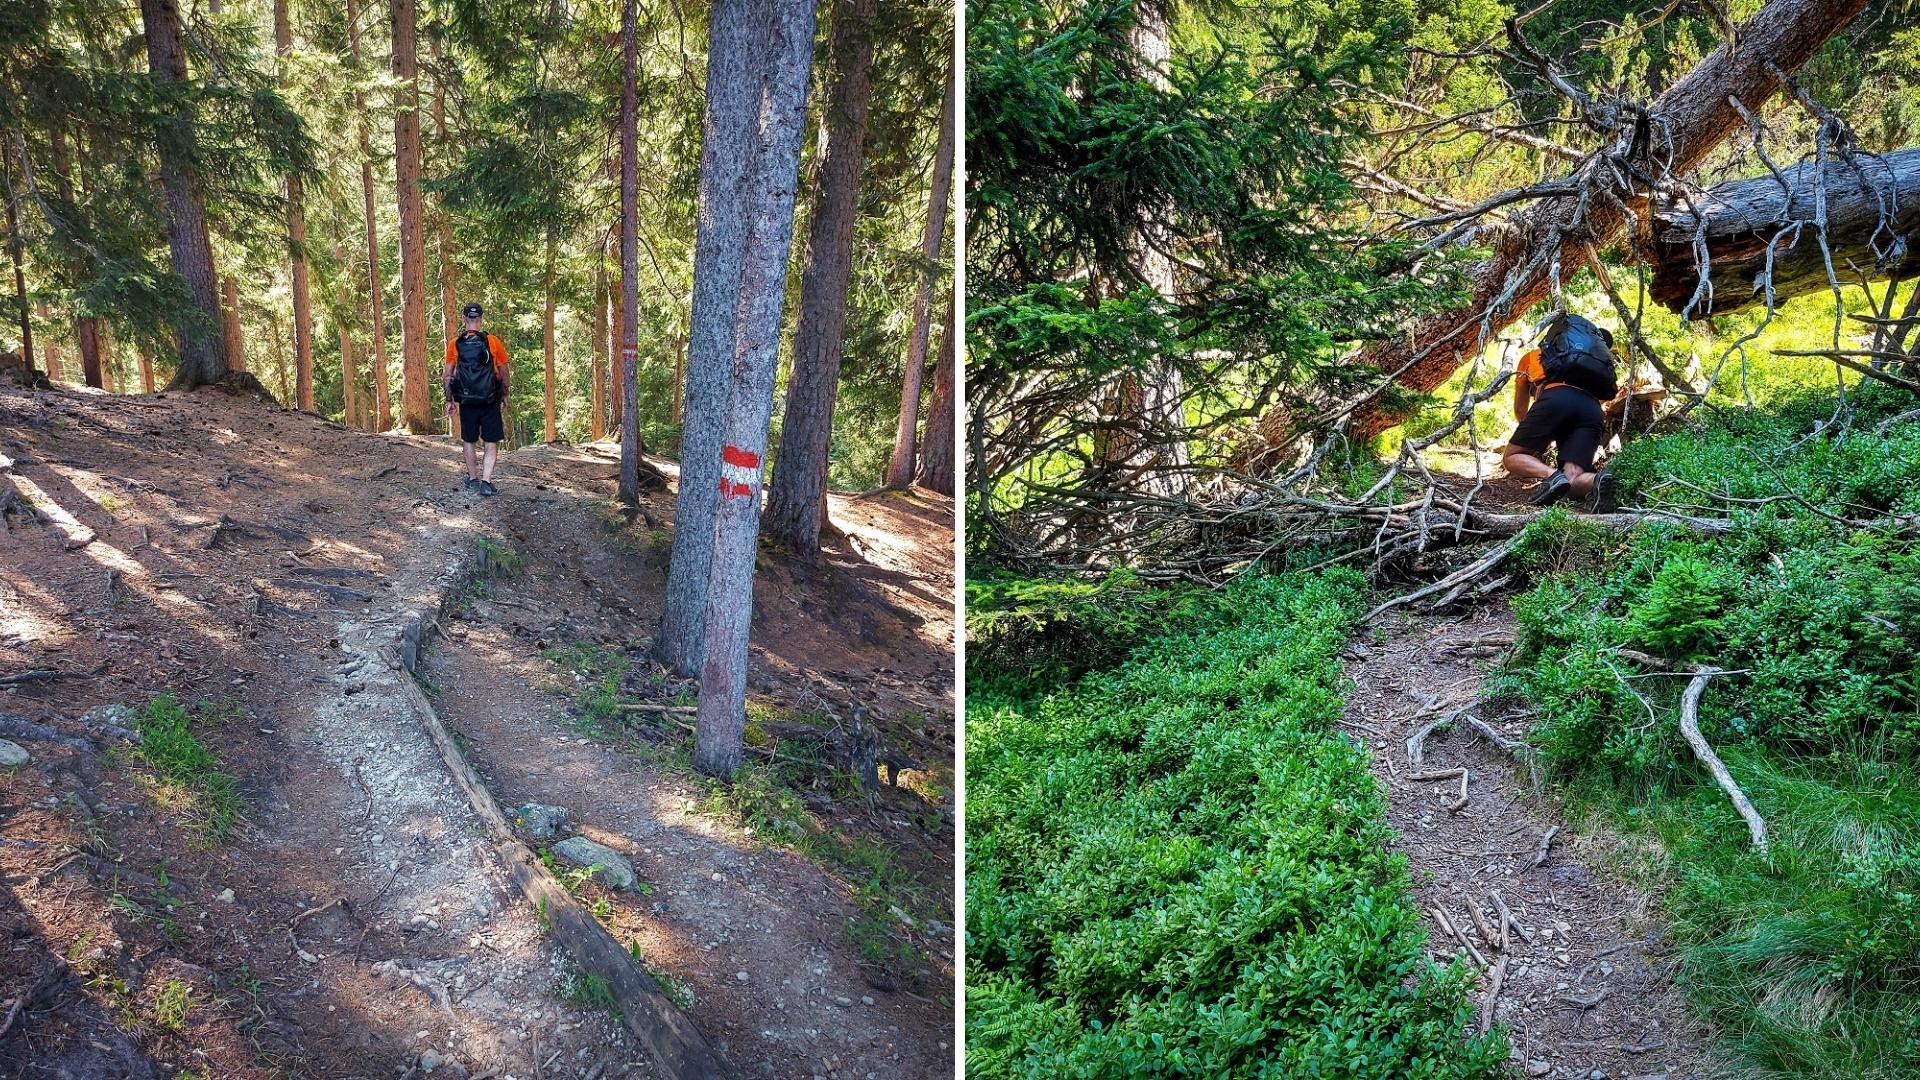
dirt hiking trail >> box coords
[0,386,953,1079]
[1343,605,1720,1080]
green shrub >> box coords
[965,569,1202,692]
[967,570,1506,1079]
[1490,388,1920,1078]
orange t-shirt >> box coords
[1516,348,1567,391]
[444,332,509,380]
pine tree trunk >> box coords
[691,0,818,780]
[658,0,765,676]
[391,0,432,434]
[543,225,558,443]
[137,345,155,393]
[1109,5,1188,496]
[764,0,879,556]
[49,128,102,388]
[275,0,315,410]
[34,304,62,379]
[671,332,685,427]
[431,35,458,356]
[2,151,31,382]
[341,318,358,427]
[77,319,104,388]
[223,277,247,372]
[914,302,955,495]
[143,0,228,390]
[592,260,608,441]
[270,306,293,403]
[347,0,392,430]
[609,228,624,436]
[1252,0,1872,446]
[883,64,955,488]
[617,0,645,501]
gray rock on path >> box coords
[0,739,29,767]
[81,704,141,742]
[551,836,639,892]
[510,802,572,842]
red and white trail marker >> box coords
[719,444,761,499]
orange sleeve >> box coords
[444,337,458,373]
[490,335,509,375]
[1518,348,1543,382]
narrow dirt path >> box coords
[1,388,952,1078]
[418,443,953,1079]
[1342,607,1719,1080]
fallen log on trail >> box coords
[1646,146,1920,318]
[1251,0,1870,452]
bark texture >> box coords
[1646,145,1920,318]
[543,226,557,442]
[143,0,228,389]
[592,260,607,441]
[1253,0,1871,446]
[914,303,955,495]
[657,0,765,676]
[222,277,246,372]
[48,129,102,388]
[392,0,432,434]
[693,0,818,779]
[347,0,392,430]
[883,64,955,487]
[765,0,880,554]
[276,0,314,410]
[618,0,645,501]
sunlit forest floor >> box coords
[0,383,953,1077]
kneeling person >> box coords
[444,302,509,496]
[1505,312,1620,511]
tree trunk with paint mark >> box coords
[658,0,763,676]
[693,0,818,780]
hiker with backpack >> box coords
[1504,311,1621,511]
[443,302,510,496]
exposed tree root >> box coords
[1678,667,1770,854]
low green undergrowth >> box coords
[132,693,244,842]
[967,570,1506,1078]
[1490,390,1920,1078]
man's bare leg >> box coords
[463,440,480,480]
[1503,447,1595,497]
[1503,447,1555,482]
[481,441,498,483]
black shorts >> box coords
[1510,385,1604,470]
[458,401,504,444]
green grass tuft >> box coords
[133,693,244,842]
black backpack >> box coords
[1538,313,1618,401]
[452,331,499,404]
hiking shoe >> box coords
[462,476,480,492]
[1586,469,1619,514]
[1528,469,1572,507]
[479,480,498,497]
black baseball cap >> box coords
[462,303,483,319]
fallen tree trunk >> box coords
[1647,146,1920,317]
[1252,0,1869,451]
